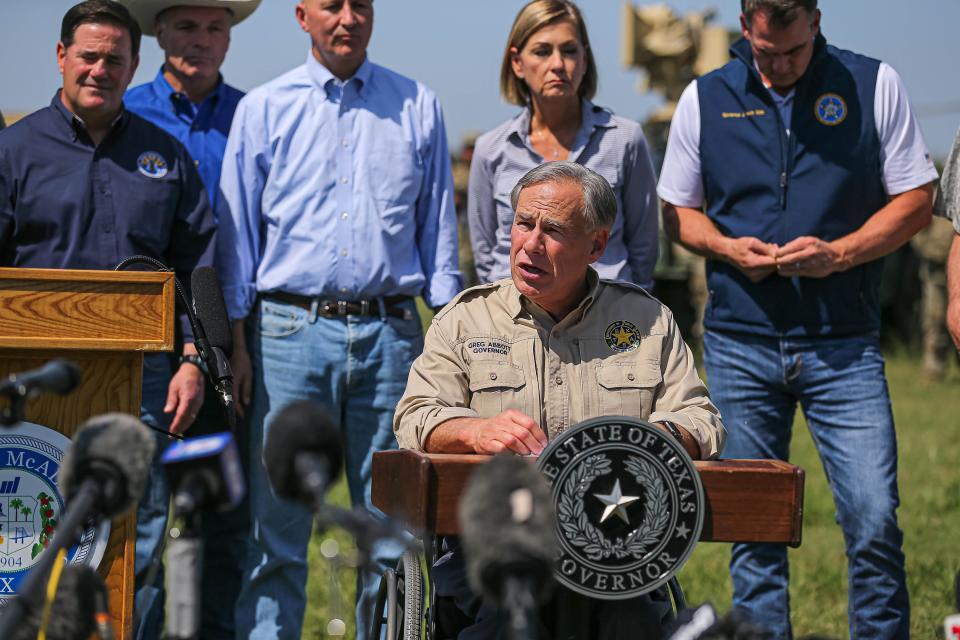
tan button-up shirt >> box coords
[394,271,726,458]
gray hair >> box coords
[509,161,617,231]
[741,0,817,28]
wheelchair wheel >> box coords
[371,549,428,640]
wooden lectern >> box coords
[0,267,176,639]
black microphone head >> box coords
[12,564,107,640]
[191,266,233,356]
[264,400,343,503]
[459,453,558,606]
[59,413,156,517]
[38,360,82,395]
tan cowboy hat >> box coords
[120,0,262,36]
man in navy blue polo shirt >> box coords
[658,1,937,638]
[0,2,215,638]
[121,2,258,637]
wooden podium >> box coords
[373,451,805,546]
[0,267,176,639]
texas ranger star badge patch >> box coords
[137,151,169,178]
[0,422,109,603]
[537,417,704,599]
[815,93,847,126]
[604,321,640,353]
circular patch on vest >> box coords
[604,321,640,353]
[137,151,169,178]
[0,422,110,603]
[537,417,704,600]
[815,93,847,126]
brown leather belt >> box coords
[262,291,415,320]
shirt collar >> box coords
[50,90,127,142]
[507,267,601,325]
[306,52,373,99]
[507,99,616,154]
[152,66,226,107]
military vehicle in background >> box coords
[621,3,737,347]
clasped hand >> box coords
[726,235,843,281]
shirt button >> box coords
[341,249,348,257]
[340,287,348,293]
[340,176,349,184]
[341,139,349,148]
[555,377,562,385]
[627,373,635,381]
[489,372,497,381]
[341,212,349,220]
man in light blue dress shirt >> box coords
[217,1,462,638]
[122,2,260,638]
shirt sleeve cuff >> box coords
[224,283,258,322]
[648,410,725,459]
[425,272,463,308]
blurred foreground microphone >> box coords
[11,564,112,640]
[190,266,236,429]
[0,360,81,425]
[0,414,153,638]
[162,431,245,517]
[0,360,81,398]
[264,400,343,510]
[161,432,244,639]
[459,454,557,640]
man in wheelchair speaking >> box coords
[394,161,727,638]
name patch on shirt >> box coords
[605,321,640,353]
[137,151,169,178]
[467,339,511,356]
[721,109,767,119]
[815,93,847,126]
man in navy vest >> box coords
[658,1,937,638]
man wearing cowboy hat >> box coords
[120,2,259,639]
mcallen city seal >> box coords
[0,422,109,602]
[537,417,703,599]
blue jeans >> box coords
[235,298,421,640]
[703,330,908,640]
[134,353,175,640]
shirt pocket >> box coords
[596,357,661,419]
[467,361,527,418]
[120,175,179,256]
[367,146,424,210]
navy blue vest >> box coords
[698,34,886,337]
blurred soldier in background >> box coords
[936,127,960,351]
[453,132,479,287]
[910,216,955,376]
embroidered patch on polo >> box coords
[137,151,169,178]
[815,93,847,126]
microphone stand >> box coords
[0,478,100,638]
[114,257,236,432]
[163,475,208,640]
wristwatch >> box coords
[660,420,685,444]
[179,354,207,374]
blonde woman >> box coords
[469,0,659,289]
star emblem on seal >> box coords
[815,93,847,126]
[593,479,640,524]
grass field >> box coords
[301,352,960,639]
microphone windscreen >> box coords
[12,564,107,640]
[59,413,156,517]
[459,454,557,605]
[263,400,343,502]
[191,266,233,356]
[35,360,82,395]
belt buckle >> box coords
[337,300,347,316]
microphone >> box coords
[459,454,557,640]
[10,564,111,640]
[0,414,154,638]
[0,360,81,426]
[190,266,236,429]
[161,431,245,518]
[0,360,81,398]
[263,400,343,510]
